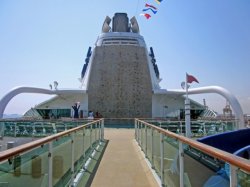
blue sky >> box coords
[0,0,250,115]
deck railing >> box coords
[0,119,95,138]
[0,118,104,187]
[141,119,238,137]
[135,119,250,187]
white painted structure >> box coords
[155,86,244,129]
[0,87,87,119]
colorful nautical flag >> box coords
[143,8,157,14]
[140,1,164,19]
[155,0,163,4]
[186,73,199,84]
[140,13,151,19]
[145,3,157,10]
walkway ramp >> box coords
[91,129,158,187]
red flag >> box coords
[145,3,157,10]
[186,73,199,84]
[140,13,151,19]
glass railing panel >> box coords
[138,123,142,146]
[182,144,227,187]
[84,126,91,157]
[141,124,146,153]
[160,121,175,133]
[14,122,23,137]
[74,130,84,175]
[22,122,34,137]
[0,143,49,187]
[52,135,72,187]
[0,121,4,138]
[146,127,152,162]
[152,128,160,175]
[93,123,97,144]
[224,120,237,131]
[97,122,101,142]
[191,121,204,137]
[33,122,46,137]
[237,169,250,187]
[55,122,67,133]
[163,136,180,187]
[64,122,76,130]
[192,122,206,137]
[200,120,237,136]
[3,122,15,137]
[142,119,238,136]
[43,122,56,135]
[92,124,96,144]
[90,126,94,146]
[0,120,103,187]
[135,119,247,187]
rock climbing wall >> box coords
[88,45,152,118]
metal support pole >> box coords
[179,141,184,187]
[135,119,138,142]
[101,119,104,141]
[145,126,147,155]
[185,99,192,137]
[95,123,97,142]
[32,123,35,138]
[137,120,139,142]
[48,142,53,187]
[90,125,93,149]
[139,123,142,147]
[14,123,16,137]
[230,165,238,187]
[70,133,75,186]
[83,128,85,158]
[99,121,101,143]
[138,122,140,145]
[160,133,164,186]
[151,128,154,167]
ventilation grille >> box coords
[102,38,139,46]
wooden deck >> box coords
[91,128,159,187]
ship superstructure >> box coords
[24,13,206,119]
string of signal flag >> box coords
[140,0,164,19]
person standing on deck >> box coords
[72,102,80,118]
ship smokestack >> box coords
[112,13,129,32]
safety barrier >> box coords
[0,119,104,187]
[135,119,250,187]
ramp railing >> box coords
[0,118,104,187]
[135,119,250,187]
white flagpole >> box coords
[185,73,191,137]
